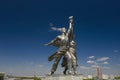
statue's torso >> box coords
[69,47,75,54]
[57,35,68,47]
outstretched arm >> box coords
[44,37,59,46]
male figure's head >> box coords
[70,40,76,47]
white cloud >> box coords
[103,61,109,64]
[88,56,95,59]
[114,50,119,53]
[97,57,110,62]
[80,66,90,70]
[117,64,120,66]
[102,66,110,69]
[87,60,96,64]
[91,65,99,68]
[29,62,34,65]
[37,64,44,68]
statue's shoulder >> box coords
[57,35,62,39]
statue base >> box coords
[41,74,84,80]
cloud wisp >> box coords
[85,56,110,71]
[103,61,109,64]
[102,66,110,69]
[87,60,96,64]
[97,57,110,62]
[113,50,119,53]
[88,56,95,59]
[91,64,99,68]
[37,64,44,68]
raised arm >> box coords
[67,16,74,42]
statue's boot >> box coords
[73,70,77,75]
[68,70,72,75]
[63,67,68,75]
[48,71,54,75]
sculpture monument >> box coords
[45,16,78,75]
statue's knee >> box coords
[72,59,77,63]
[54,62,58,65]
[67,56,72,60]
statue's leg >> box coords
[65,51,72,74]
[61,56,68,74]
[48,52,58,61]
[50,55,62,75]
[48,49,66,61]
[71,53,77,75]
[63,66,68,75]
[61,56,67,67]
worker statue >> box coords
[45,16,78,75]
[61,40,78,75]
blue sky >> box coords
[0,0,120,76]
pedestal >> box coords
[41,74,83,80]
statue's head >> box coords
[61,27,66,33]
[70,40,76,46]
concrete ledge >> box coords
[41,74,83,80]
